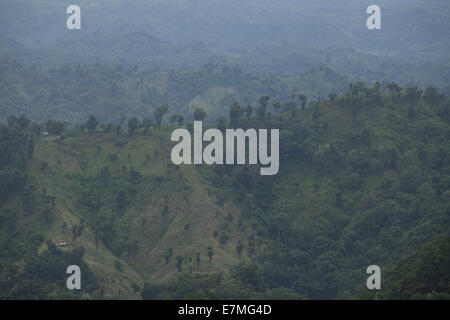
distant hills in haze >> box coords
[0,0,449,91]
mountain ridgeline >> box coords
[0,82,449,299]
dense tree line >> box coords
[198,83,450,299]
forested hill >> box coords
[0,83,449,299]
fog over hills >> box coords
[1,0,449,62]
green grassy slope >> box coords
[25,129,250,296]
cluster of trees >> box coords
[163,247,215,274]
[141,263,306,300]
[0,117,101,299]
[0,117,33,204]
[74,166,141,257]
[0,239,98,299]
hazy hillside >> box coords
[0,0,449,301]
